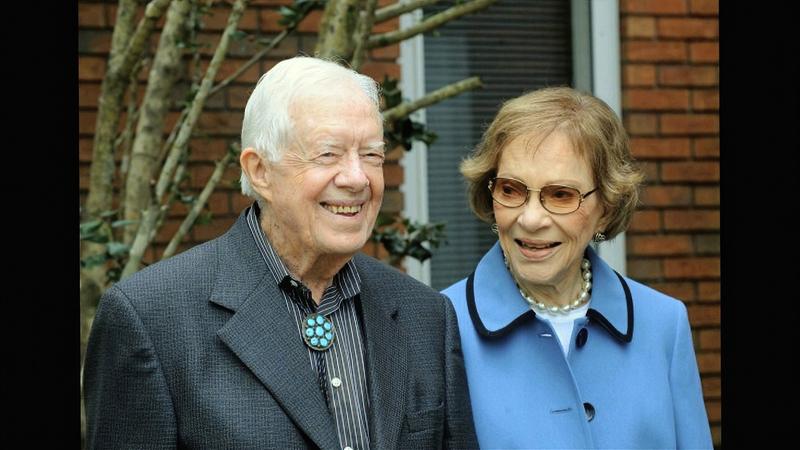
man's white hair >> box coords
[239,56,381,200]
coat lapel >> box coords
[210,212,339,450]
[355,255,408,449]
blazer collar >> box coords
[210,210,340,450]
[469,242,633,343]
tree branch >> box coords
[368,0,496,49]
[382,76,483,122]
[374,0,438,24]
[315,0,361,60]
[208,28,291,98]
[162,148,236,259]
[155,0,250,203]
[350,0,379,71]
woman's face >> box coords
[493,130,606,294]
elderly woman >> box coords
[443,87,713,449]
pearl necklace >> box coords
[505,256,593,315]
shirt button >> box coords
[331,377,342,388]
[290,280,298,288]
[583,402,596,421]
[343,447,353,450]
[576,327,589,348]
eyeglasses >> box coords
[488,177,598,214]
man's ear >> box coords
[240,147,272,201]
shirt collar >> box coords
[245,203,362,300]
[469,242,633,343]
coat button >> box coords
[583,402,595,421]
[576,327,588,348]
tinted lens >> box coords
[492,178,528,207]
[541,185,581,213]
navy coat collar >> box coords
[467,242,634,343]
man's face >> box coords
[259,90,385,263]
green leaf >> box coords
[196,211,213,225]
[99,210,119,219]
[80,254,109,268]
[111,219,138,228]
[230,30,248,41]
[107,242,130,257]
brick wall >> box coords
[79,0,399,264]
[620,0,720,445]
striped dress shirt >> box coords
[246,204,370,450]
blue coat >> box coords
[442,242,712,449]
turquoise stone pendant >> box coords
[302,313,335,351]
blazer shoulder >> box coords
[354,253,446,305]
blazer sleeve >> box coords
[669,303,714,449]
[442,294,479,449]
[83,285,177,449]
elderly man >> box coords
[83,56,477,449]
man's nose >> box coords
[336,152,369,190]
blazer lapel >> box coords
[355,255,409,449]
[210,213,339,450]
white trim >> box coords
[590,0,626,276]
[398,7,431,285]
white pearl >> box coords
[583,281,592,291]
[581,258,591,269]
[583,270,592,281]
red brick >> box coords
[627,258,663,279]
[202,6,259,31]
[641,185,692,206]
[691,90,718,111]
[196,111,244,135]
[297,9,323,33]
[704,399,721,420]
[79,3,106,27]
[630,138,690,159]
[694,234,719,254]
[660,114,719,135]
[370,44,400,60]
[690,42,719,63]
[697,352,722,374]
[663,257,720,278]
[188,138,230,162]
[372,16,399,34]
[250,0,293,5]
[360,61,401,81]
[658,65,718,87]
[694,138,719,158]
[663,210,719,230]
[638,161,660,182]
[232,193,253,213]
[382,190,404,214]
[193,216,236,241]
[702,376,722,398]
[649,281,695,301]
[226,85,254,109]
[711,426,721,445]
[79,139,94,162]
[79,83,102,108]
[624,89,689,110]
[688,305,721,327]
[657,18,718,38]
[623,113,658,135]
[623,64,656,87]
[624,41,687,62]
[629,210,661,232]
[79,163,91,190]
[622,16,656,38]
[258,9,283,33]
[693,187,719,206]
[629,235,693,255]
[698,281,720,301]
[80,111,97,135]
[662,161,719,181]
[383,163,404,187]
[700,330,720,351]
[153,219,183,244]
[690,0,719,15]
[79,30,112,54]
[80,56,106,81]
[208,58,262,83]
[621,0,687,14]
[207,191,231,215]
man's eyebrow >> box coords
[363,141,385,151]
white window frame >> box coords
[399,0,626,284]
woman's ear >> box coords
[240,148,272,201]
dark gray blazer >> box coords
[84,210,477,449]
